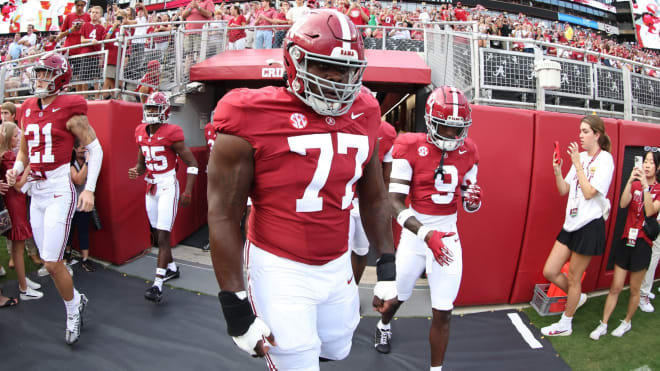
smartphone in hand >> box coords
[553,141,560,164]
[635,155,643,170]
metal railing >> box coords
[2,20,660,123]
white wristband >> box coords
[417,226,432,241]
[187,166,199,175]
[389,182,410,194]
[12,160,24,174]
[396,208,415,227]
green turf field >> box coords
[525,286,660,371]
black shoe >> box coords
[81,260,95,272]
[374,326,392,354]
[202,243,210,252]
[144,286,163,302]
[162,268,180,282]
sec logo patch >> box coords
[418,146,429,157]
[290,113,308,129]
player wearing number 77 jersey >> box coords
[128,91,198,303]
[208,9,396,371]
[373,86,481,371]
[6,53,103,345]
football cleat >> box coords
[65,294,88,345]
[162,268,180,282]
[374,326,392,354]
[145,285,163,303]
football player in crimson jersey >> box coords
[6,52,104,346]
[208,10,396,370]
[349,120,397,284]
[128,92,198,303]
[373,86,482,371]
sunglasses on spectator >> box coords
[645,146,660,153]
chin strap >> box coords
[434,149,447,179]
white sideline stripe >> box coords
[507,313,543,349]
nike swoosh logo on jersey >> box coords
[54,194,62,198]
[157,137,164,140]
[351,112,364,119]
[347,276,353,285]
[52,107,61,112]
[458,149,467,155]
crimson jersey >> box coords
[392,133,479,215]
[213,86,380,265]
[623,182,660,246]
[20,95,87,175]
[134,123,185,177]
[60,13,91,55]
[378,121,396,163]
[81,22,105,53]
[204,122,216,150]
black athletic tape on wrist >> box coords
[376,253,396,281]
[218,291,256,337]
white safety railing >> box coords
[2,20,660,123]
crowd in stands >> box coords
[1,0,660,102]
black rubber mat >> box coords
[0,267,570,371]
[179,224,208,248]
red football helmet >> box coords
[30,52,72,98]
[425,86,472,151]
[143,92,171,124]
[283,9,367,116]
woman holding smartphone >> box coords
[590,150,660,339]
[542,115,614,337]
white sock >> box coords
[167,262,178,272]
[64,289,81,316]
[430,366,442,371]
[154,277,164,290]
[560,313,573,325]
[377,320,391,331]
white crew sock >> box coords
[377,320,391,331]
[64,289,81,316]
[167,262,178,272]
[430,366,442,371]
[560,313,573,325]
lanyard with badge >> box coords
[626,185,647,247]
[569,149,600,217]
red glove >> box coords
[464,184,482,209]
[426,231,455,266]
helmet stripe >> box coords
[332,10,351,50]
[450,87,459,117]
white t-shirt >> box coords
[419,12,430,23]
[287,5,310,24]
[562,150,614,232]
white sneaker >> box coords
[38,266,49,277]
[649,292,656,300]
[0,265,6,277]
[19,286,44,300]
[541,321,572,336]
[577,293,588,309]
[639,295,654,313]
[26,277,41,290]
[611,320,631,337]
[589,321,608,340]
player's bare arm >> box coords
[128,149,147,180]
[67,114,103,212]
[208,133,276,358]
[172,140,198,207]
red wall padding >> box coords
[595,120,660,289]
[87,100,151,264]
[509,112,619,303]
[85,101,208,264]
[454,105,535,305]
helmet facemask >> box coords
[143,104,167,124]
[289,45,367,116]
[31,67,60,99]
[425,114,471,151]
